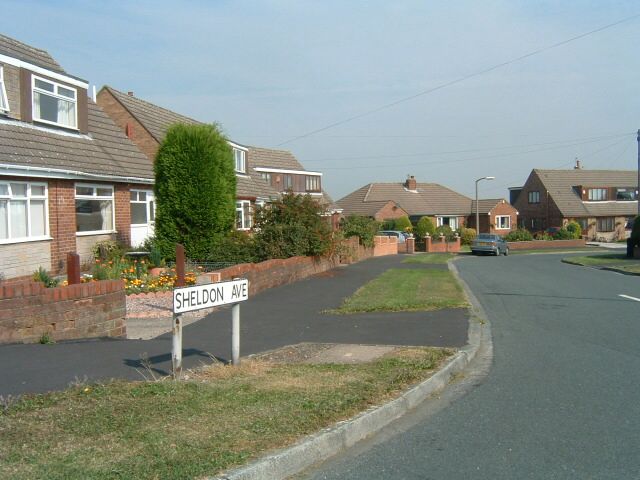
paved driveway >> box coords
[0,255,468,396]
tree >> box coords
[253,193,333,259]
[393,216,412,232]
[415,216,436,238]
[154,123,236,259]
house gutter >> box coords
[0,163,154,184]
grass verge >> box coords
[403,253,455,264]
[331,268,468,313]
[562,253,640,274]
[0,348,452,480]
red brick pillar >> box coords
[175,244,185,287]
[406,237,415,254]
[67,253,81,285]
[425,235,431,252]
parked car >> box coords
[471,234,509,256]
[378,230,409,243]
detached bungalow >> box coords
[0,34,153,278]
[337,176,517,235]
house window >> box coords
[530,218,541,230]
[305,175,321,192]
[587,188,607,201]
[282,174,293,191]
[130,190,155,225]
[596,217,614,232]
[0,66,9,113]
[436,216,458,229]
[616,188,637,201]
[75,184,114,233]
[260,172,271,183]
[528,191,540,204]
[236,200,252,230]
[495,215,511,230]
[577,218,588,232]
[32,76,77,129]
[0,181,48,242]
[233,148,246,173]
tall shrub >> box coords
[253,193,333,259]
[154,123,236,259]
[394,216,412,232]
[565,221,582,239]
[415,216,436,238]
[341,215,380,248]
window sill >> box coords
[33,118,79,132]
[0,236,52,245]
[76,230,116,237]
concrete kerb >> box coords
[209,258,492,480]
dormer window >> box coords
[587,188,607,201]
[233,148,246,173]
[616,188,637,201]
[32,76,77,129]
[0,66,9,113]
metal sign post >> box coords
[172,278,249,376]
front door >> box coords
[130,190,155,247]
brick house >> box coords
[0,34,154,279]
[337,176,517,235]
[97,86,338,233]
[511,167,639,241]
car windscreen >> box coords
[476,234,495,240]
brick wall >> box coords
[0,280,126,344]
[115,183,133,246]
[373,235,398,256]
[489,201,518,236]
[507,239,586,250]
[216,256,339,296]
[0,241,51,279]
[373,201,409,222]
[424,236,461,253]
[514,171,564,230]
[97,88,160,160]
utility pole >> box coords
[637,129,639,216]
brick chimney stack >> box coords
[127,91,134,97]
[405,175,417,190]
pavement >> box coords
[0,254,469,397]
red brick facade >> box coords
[0,279,126,344]
[372,201,409,222]
[514,172,564,231]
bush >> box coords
[380,219,396,230]
[154,123,236,260]
[565,221,582,239]
[415,217,436,238]
[208,231,258,264]
[253,193,335,260]
[393,216,412,233]
[340,215,380,248]
[435,225,456,241]
[505,228,533,242]
[534,231,553,241]
[92,240,125,262]
[33,267,59,288]
[457,227,476,245]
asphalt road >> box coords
[304,253,640,479]
[0,255,468,396]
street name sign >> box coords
[173,279,249,314]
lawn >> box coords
[563,253,640,273]
[0,348,451,480]
[332,268,468,313]
[403,253,455,264]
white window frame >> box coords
[32,75,78,129]
[495,215,511,230]
[75,183,115,235]
[305,175,321,192]
[436,216,458,229]
[0,65,9,113]
[233,148,246,174]
[0,181,49,244]
[130,189,155,226]
[235,200,252,231]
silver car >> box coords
[471,234,509,256]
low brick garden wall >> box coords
[507,239,586,250]
[0,280,126,344]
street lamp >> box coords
[475,176,495,234]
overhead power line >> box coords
[277,12,640,147]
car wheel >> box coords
[504,247,509,256]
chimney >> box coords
[125,123,133,139]
[127,91,134,97]
[574,158,582,169]
[405,175,417,190]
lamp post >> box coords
[637,129,639,216]
[475,176,495,234]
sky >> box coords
[4,0,639,201]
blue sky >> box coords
[4,1,639,200]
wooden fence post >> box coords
[175,244,185,287]
[67,253,81,285]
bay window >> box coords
[0,181,48,242]
[75,184,114,233]
[32,76,77,129]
